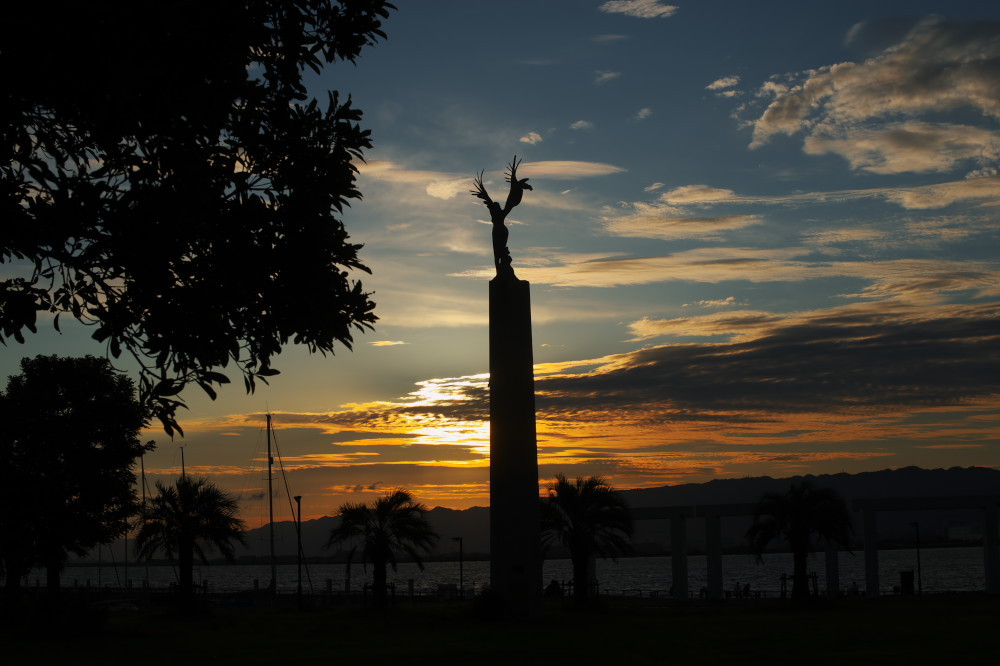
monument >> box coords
[471,158,541,612]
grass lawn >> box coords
[3,593,997,665]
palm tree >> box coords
[541,474,633,605]
[746,481,853,602]
[327,488,438,608]
[134,476,246,603]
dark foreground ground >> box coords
[2,593,996,665]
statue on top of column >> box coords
[471,156,532,277]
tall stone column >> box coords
[489,271,541,612]
[472,157,541,614]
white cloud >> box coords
[693,296,740,308]
[360,161,468,200]
[659,184,738,204]
[635,107,653,121]
[803,122,1000,174]
[599,0,678,19]
[519,131,543,145]
[882,176,1000,210]
[425,178,472,200]
[570,120,595,131]
[707,76,740,90]
[595,70,621,84]
[644,182,665,192]
[520,160,626,179]
[633,177,1000,211]
[746,17,1000,176]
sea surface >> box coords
[48,546,988,597]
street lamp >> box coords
[294,495,303,607]
[452,536,464,599]
[911,521,922,595]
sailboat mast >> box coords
[267,413,276,592]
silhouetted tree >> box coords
[0,1,395,436]
[746,481,853,602]
[134,476,246,605]
[0,355,151,600]
[541,474,633,605]
[327,488,438,608]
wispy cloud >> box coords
[803,122,1000,175]
[463,246,998,293]
[593,34,629,43]
[359,161,469,200]
[519,131,543,145]
[521,160,626,179]
[370,340,408,347]
[595,70,621,84]
[570,120,595,131]
[707,75,740,90]
[599,0,678,19]
[614,176,1000,213]
[684,296,740,308]
[635,107,653,121]
[604,212,764,240]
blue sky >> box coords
[4,0,999,522]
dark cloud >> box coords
[536,304,999,418]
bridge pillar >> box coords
[862,508,879,599]
[983,504,1000,595]
[671,515,688,600]
[705,513,723,600]
[825,540,840,598]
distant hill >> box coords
[619,465,1000,552]
[72,466,1000,563]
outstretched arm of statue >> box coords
[471,171,495,207]
[503,156,533,215]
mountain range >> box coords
[235,465,1000,561]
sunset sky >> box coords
[4,0,999,526]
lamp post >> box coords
[294,495,303,607]
[911,521,922,595]
[452,536,464,599]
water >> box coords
[48,547,987,597]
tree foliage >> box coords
[327,488,438,608]
[0,1,394,435]
[0,355,152,596]
[746,481,853,601]
[134,476,247,601]
[541,474,633,605]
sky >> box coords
[4,0,1000,525]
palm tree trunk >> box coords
[178,534,194,604]
[373,559,387,609]
[572,553,591,605]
